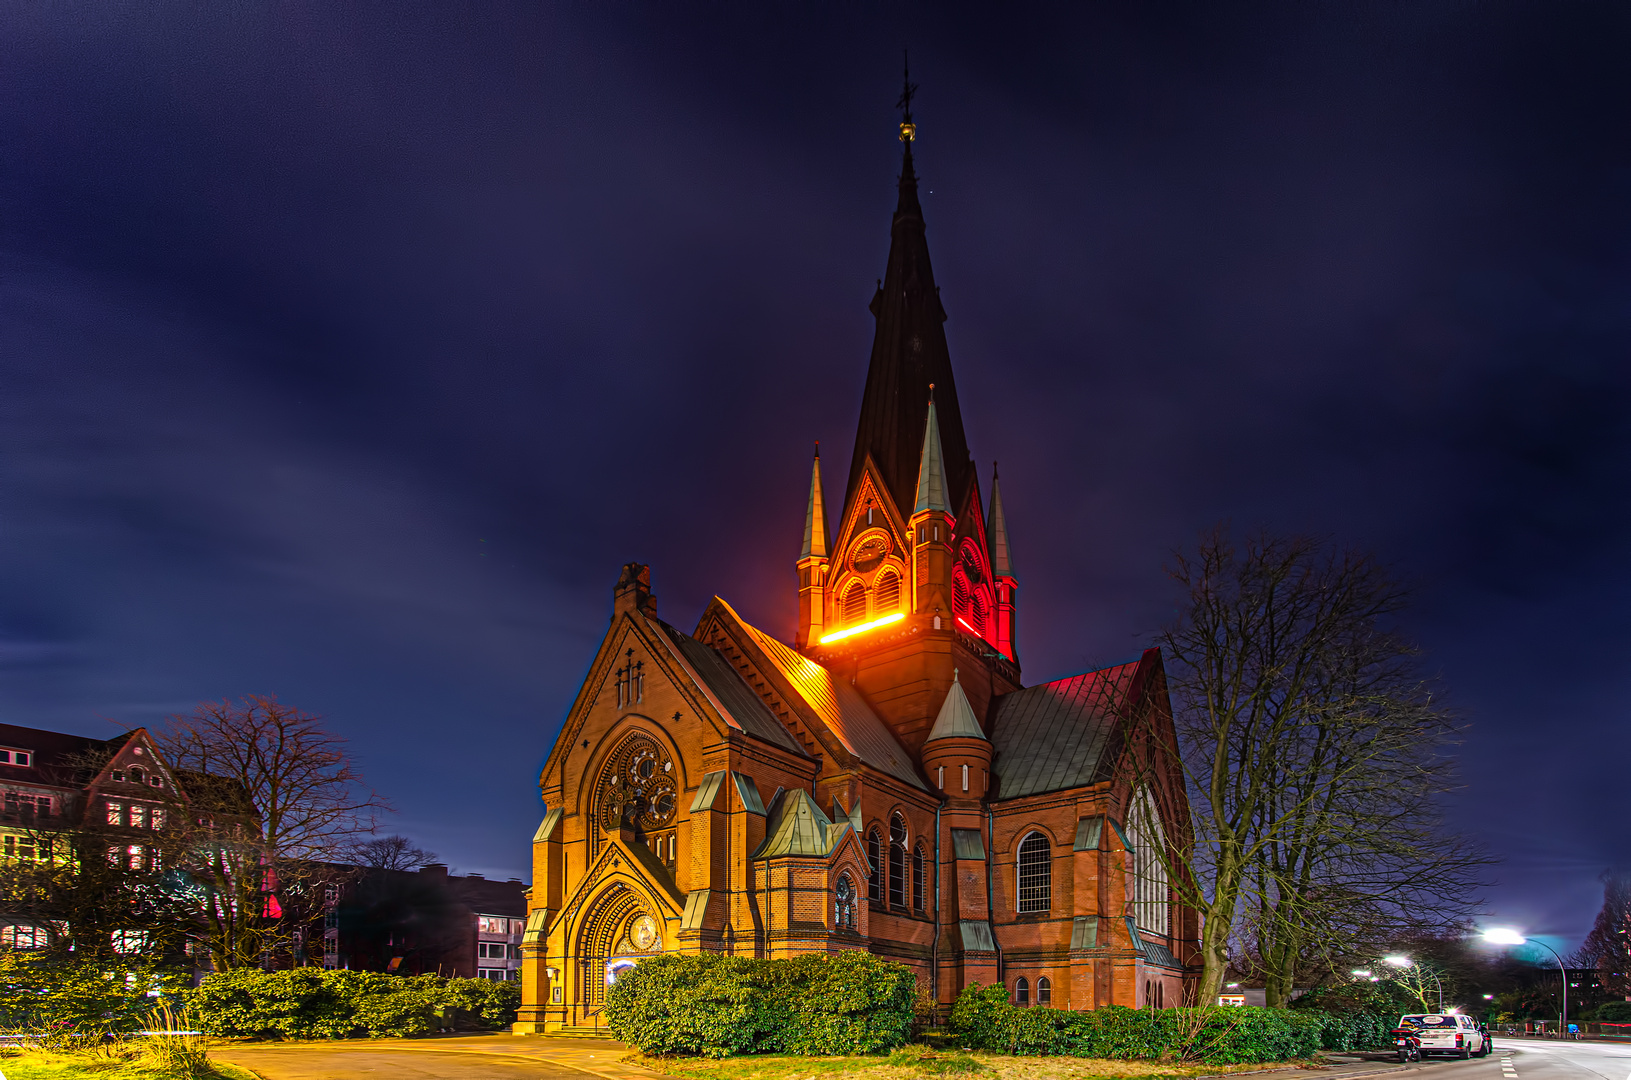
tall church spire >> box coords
[801,444,828,559]
[844,73,974,520]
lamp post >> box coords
[1384,955,1444,1011]
[1484,928,1566,1034]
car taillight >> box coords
[1456,1034,1464,1046]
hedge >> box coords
[603,951,917,1057]
[0,952,187,1036]
[949,984,1393,1064]
[182,969,520,1039]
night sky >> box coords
[2,4,1627,948]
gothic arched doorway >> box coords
[575,883,663,1012]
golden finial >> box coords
[897,49,917,142]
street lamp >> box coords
[1383,954,1444,1011]
[1484,928,1567,1033]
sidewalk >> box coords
[212,1031,662,1080]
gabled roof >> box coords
[724,606,928,791]
[0,721,131,788]
[989,654,1148,799]
[752,787,851,860]
[925,672,985,742]
[652,620,808,758]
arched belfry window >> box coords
[874,571,901,615]
[834,872,856,929]
[1129,789,1170,935]
[842,582,867,627]
[866,829,883,902]
[1016,831,1051,913]
[888,814,907,907]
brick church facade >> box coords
[516,109,1199,1032]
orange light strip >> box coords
[819,611,905,645]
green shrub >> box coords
[1598,1001,1631,1023]
[183,969,518,1039]
[0,952,186,1038]
[946,984,1375,1064]
[603,951,916,1057]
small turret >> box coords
[987,463,1018,662]
[795,445,831,649]
[921,669,992,800]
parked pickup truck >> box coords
[1398,1014,1489,1059]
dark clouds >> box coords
[1,3,1628,938]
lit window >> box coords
[1015,977,1029,1006]
[0,924,43,948]
[150,808,166,829]
[111,930,146,954]
[888,815,907,907]
[834,872,856,929]
[1017,832,1051,913]
[866,830,882,902]
[127,844,144,870]
[1038,977,1052,1007]
[130,805,147,829]
[107,800,124,825]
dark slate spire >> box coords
[844,71,974,520]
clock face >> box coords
[852,535,888,573]
[630,914,659,951]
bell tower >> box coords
[792,76,1022,755]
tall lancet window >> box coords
[1128,789,1170,936]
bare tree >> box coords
[1149,527,1489,1006]
[158,695,390,970]
[350,835,440,872]
[1576,870,1631,998]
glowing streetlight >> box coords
[1483,928,1567,1031]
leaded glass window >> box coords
[835,873,856,929]
[867,830,883,901]
[888,814,907,907]
[1016,831,1050,913]
[1129,789,1170,935]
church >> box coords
[515,99,1199,1032]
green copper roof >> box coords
[800,448,828,559]
[752,788,843,860]
[912,399,950,515]
[986,463,1014,578]
[925,670,986,742]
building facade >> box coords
[516,112,1199,1033]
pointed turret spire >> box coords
[800,443,828,559]
[844,72,974,520]
[986,461,1013,579]
[925,668,986,742]
[912,389,949,515]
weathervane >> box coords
[897,49,917,142]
